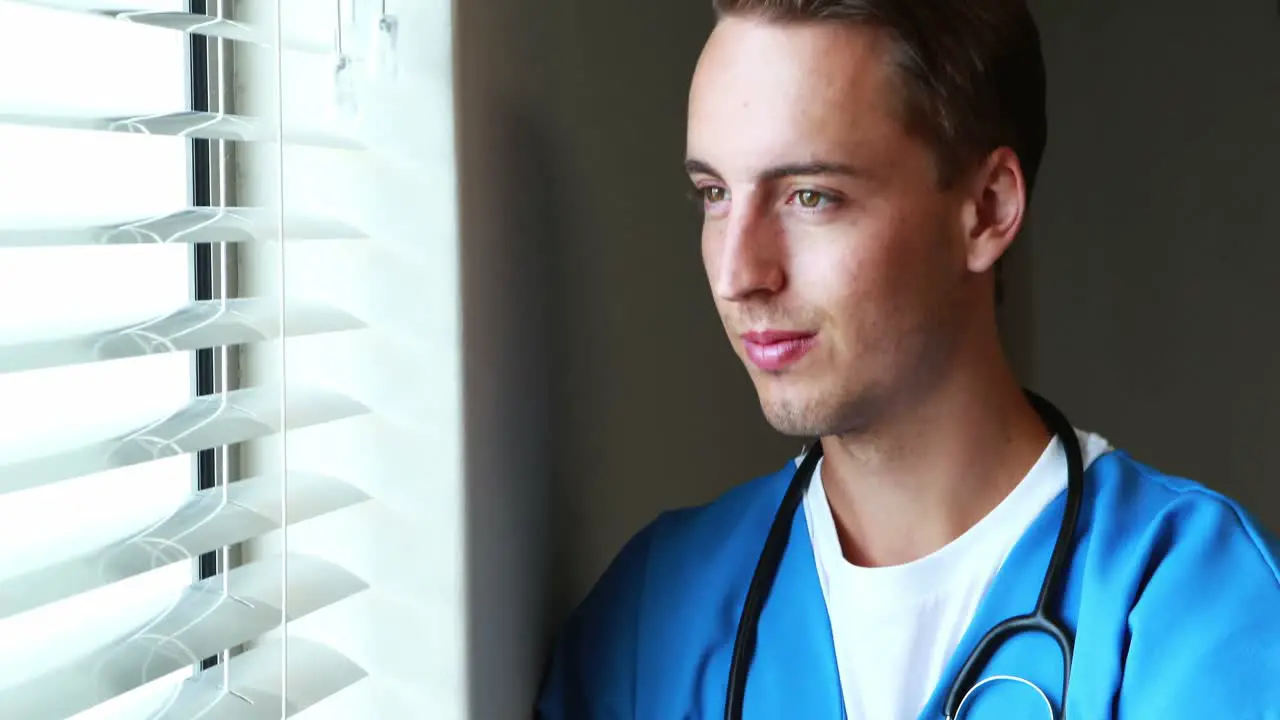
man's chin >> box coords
[756,390,831,438]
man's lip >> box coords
[741,330,816,345]
[740,330,818,372]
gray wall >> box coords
[496,1,797,611]
[456,1,1279,716]
[454,2,794,718]
[1012,0,1280,528]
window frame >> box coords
[187,0,242,674]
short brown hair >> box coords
[711,0,1048,197]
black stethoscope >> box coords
[724,391,1083,720]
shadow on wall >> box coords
[460,95,565,720]
[523,0,798,617]
[456,2,803,716]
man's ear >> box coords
[963,147,1027,275]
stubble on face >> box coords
[688,18,968,439]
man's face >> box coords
[686,17,975,437]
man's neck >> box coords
[818,343,1051,568]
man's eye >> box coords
[792,189,828,208]
[702,186,728,204]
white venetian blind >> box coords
[0,0,414,716]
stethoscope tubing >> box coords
[724,391,1084,720]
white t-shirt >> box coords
[801,430,1112,720]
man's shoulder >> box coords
[592,460,796,611]
[1086,451,1280,715]
[1089,448,1280,580]
[649,460,796,557]
[534,461,797,718]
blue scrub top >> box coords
[536,449,1280,718]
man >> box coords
[536,1,1280,718]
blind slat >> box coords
[9,2,330,54]
[0,298,365,374]
[147,638,367,719]
[0,472,369,619]
[3,2,390,717]
[0,554,367,720]
[0,387,368,495]
[0,208,362,248]
[0,109,360,149]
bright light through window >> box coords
[0,1,204,714]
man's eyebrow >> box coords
[684,158,721,178]
[683,158,869,181]
[759,162,868,181]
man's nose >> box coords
[712,210,786,301]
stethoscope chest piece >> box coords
[948,674,1056,720]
